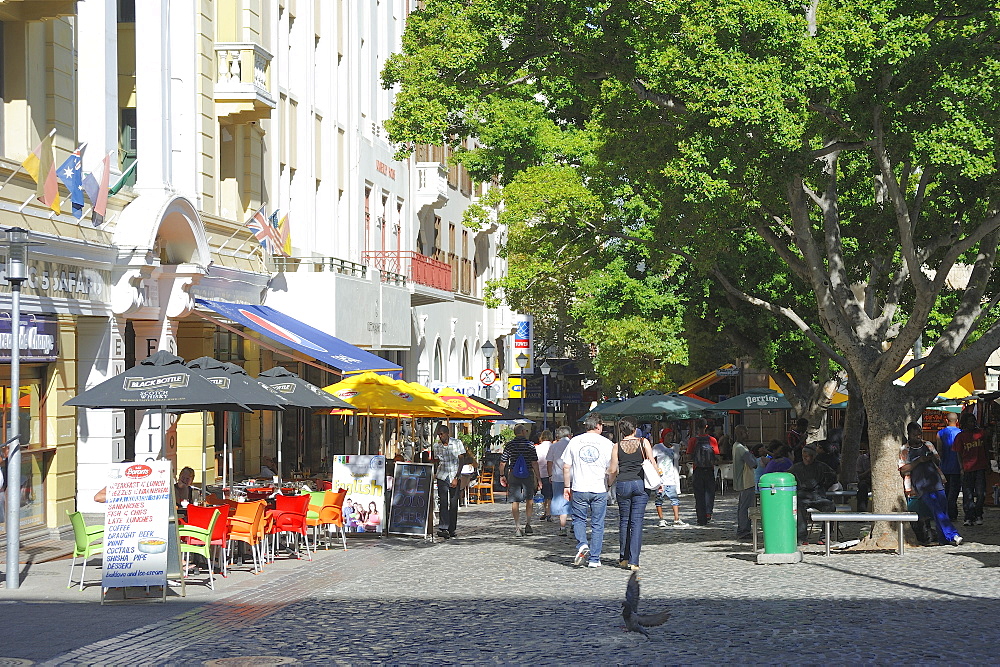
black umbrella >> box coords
[64,350,252,460]
[256,366,357,479]
[257,366,355,410]
[185,357,293,492]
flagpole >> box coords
[218,204,267,251]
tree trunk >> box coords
[859,390,913,549]
[838,378,864,485]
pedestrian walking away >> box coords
[899,422,963,546]
[548,426,573,536]
[432,424,466,539]
[936,411,963,521]
[609,417,657,570]
[500,424,541,536]
[651,437,687,528]
[954,412,988,526]
[685,418,719,526]
[731,425,758,541]
[535,430,553,521]
[562,413,613,567]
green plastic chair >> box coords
[179,507,221,590]
[66,510,104,591]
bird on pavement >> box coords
[622,570,671,637]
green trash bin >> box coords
[758,472,798,554]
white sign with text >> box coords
[101,462,172,589]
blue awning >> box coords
[195,299,402,378]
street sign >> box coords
[480,368,497,385]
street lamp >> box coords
[5,227,33,590]
[515,352,529,417]
[480,340,495,401]
[540,361,551,432]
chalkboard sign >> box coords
[388,463,433,537]
[922,410,950,433]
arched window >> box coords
[461,342,469,378]
[433,340,443,382]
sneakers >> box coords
[514,527,524,537]
[587,561,602,568]
[539,514,549,521]
[524,524,533,535]
[658,519,669,528]
[673,519,690,527]
[573,544,590,566]
[619,559,630,569]
[558,526,567,537]
[953,535,965,546]
[629,564,640,572]
[976,518,984,525]
[963,520,973,526]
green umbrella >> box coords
[711,388,792,411]
[593,393,707,420]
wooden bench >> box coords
[809,511,919,557]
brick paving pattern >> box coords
[4,495,1000,665]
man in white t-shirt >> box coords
[547,426,573,536]
[562,413,613,567]
[651,440,688,528]
[535,431,552,521]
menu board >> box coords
[922,410,950,433]
[101,462,172,589]
[388,463,433,537]
[331,455,386,535]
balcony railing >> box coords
[362,250,452,292]
[214,42,276,121]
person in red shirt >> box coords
[953,412,988,526]
[685,418,720,525]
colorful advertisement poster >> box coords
[101,462,172,589]
[331,455,385,535]
[510,314,534,374]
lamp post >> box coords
[5,227,32,589]
[540,361,551,432]
[515,353,529,417]
[550,366,558,430]
[480,340,495,401]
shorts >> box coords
[550,481,569,515]
[652,485,680,507]
[540,477,553,500]
[507,475,535,503]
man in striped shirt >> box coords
[499,424,541,536]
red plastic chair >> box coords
[318,481,333,491]
[269,493,311,561]
[183,504,230,578]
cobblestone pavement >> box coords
[5,494,1000,665]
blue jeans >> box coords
[962,469,987,522]
[571,490,607,564]
[920,489,960,544]
[615,479,649,566]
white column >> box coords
[75,315,126,513]
[130,319,179,462]
[134,0,171,190]
[76,0,118,175]
[168,0,198,200]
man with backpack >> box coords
[685,418,720,526]
[500,424,542,536]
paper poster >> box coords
[331,455,385,535]
[101,462,172,589]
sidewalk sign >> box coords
[100,461,184,603]
[387,462,433,537]
[331,455,386,536]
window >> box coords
[461,343,469,378]
[118,0,136,22]
[433,341,443,382]
[214,327,244,362]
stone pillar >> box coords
[129,318,179,464]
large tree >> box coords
[385,0,1000,546]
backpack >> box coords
[692,436,716,468]
[511,454,530,479]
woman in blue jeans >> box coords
[609,417,659,571]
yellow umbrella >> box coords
[434,387,502,418]
[323,372,451,417]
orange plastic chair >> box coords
[323,488,349,551]
[471,471,495,504]
[227,500,266,573]
[270,493,311,560]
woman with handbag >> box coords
[609,417,661,571]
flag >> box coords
[57,144,86,219]
[246,206,281,253]
[277,212,292,257]
[22,133,60,214]
[108,159,137,196]
[82,152,111,227]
